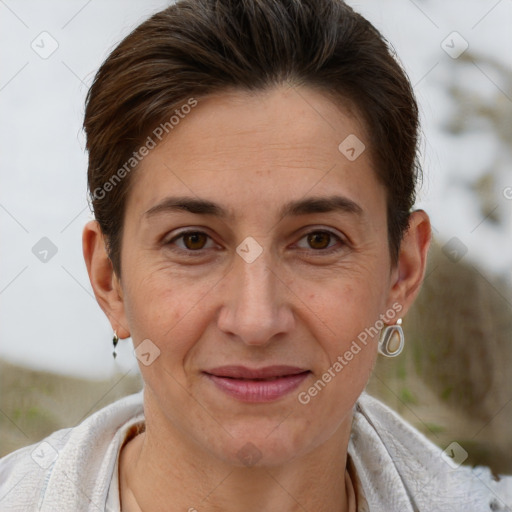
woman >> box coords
[1,0,511,510]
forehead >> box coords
[157,85,368,165]
[125,85,382,221]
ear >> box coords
[386,210,431,318]
[82,220,130,339]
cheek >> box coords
[299,269,387,347]
[122,266,219,357]
[296,280,381,426]
[293,271,386,411]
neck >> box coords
[119,399,355,512]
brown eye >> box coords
[307,231,332,250]
[295,229,344,254]
[167,230,214,252]
[182,232,208,250]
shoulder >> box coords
[349,392,512,512]
[0,390,144,512]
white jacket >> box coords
[0,390,510,511]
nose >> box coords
[217,246,294,346]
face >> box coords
[111,86,404,466]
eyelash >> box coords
[165,229,346,256]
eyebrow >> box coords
[143,195,363,220]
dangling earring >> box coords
[378,318,404,357]
[112,331,119,359]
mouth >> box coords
[203,365,311,402]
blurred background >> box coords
[1,0,511,474]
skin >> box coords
[83,85,431,512]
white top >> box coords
[0,389,510,511]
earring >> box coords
[378,318,404,357]
[112,331,119,359]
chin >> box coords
[206,422,316,469]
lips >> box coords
[203,365,311,402]
[205,365,309,379]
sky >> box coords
[1,0,511,378]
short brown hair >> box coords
[84,0,421,276]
